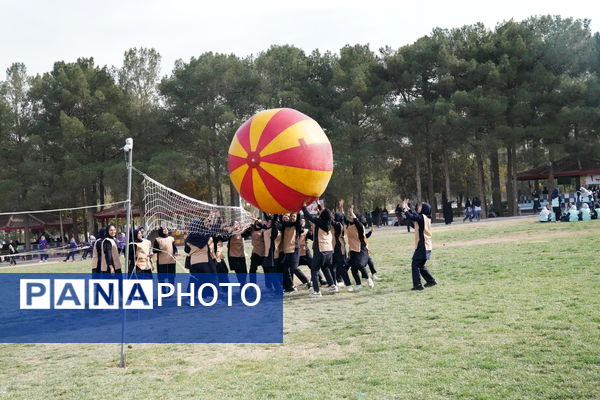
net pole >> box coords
[120,138,133,368]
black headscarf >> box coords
[551,188,560,199]
[186,219,210,248]
[96,227,107,240]
[419,202,432,218]
[130,228,143,243]
[158,227,168,238]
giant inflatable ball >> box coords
[227,108,333,214]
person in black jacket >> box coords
[401,199,437,291]
[302,202,336,297]
[281,213,310,292]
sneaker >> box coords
[372,273,381,281]
[305,282,312,290]
[367,278,374,288]
[337,281,345,288]
[308,291,322,298]
[347,286,355,292]
[411,286,424,291]
[284,288,298,294]
[328,285,338,293]
[424,281,437,288]
[355,284,363,291]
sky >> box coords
[1,0,599,78]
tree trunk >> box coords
[205,157,213,203]
[506,144,517,216]
[443,148,451,201]
[489,148,502,216]
[24,214,31,252]
[229,181,239,206]
[426,146,435,221]
[547,160,555,196]
[98,172,106,208]
[72,210,80,241]
[415,151,422,203]
[351,162,363,210]
[475,151,487,219]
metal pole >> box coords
[120,138,133,368]
[59,212,64,247]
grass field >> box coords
[0,217,599,399]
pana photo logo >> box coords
[20,278,262,309]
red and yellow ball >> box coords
[227,108,333,214]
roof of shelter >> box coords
[517,156,600,181]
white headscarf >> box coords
[582,203,589,209]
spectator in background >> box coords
[551,188,562,222]
[539,204,552,222]
[365,211,373,228]
[63,237,78,262]
[117,232,126,255]
[81,235,94,260]
[38,235,49,262]
[592,202,600,220]
[580,203,592,221]
[580,186,593,208]
[373,207,381,228]
[472,197,482,221]
[463,206,474,222]
[381,208,389,226]
[8,239,17,265]
[443,198,454,225]
[566,204,579,222]
[532,188,541,213]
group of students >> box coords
[180,203,381,298]
[88,198,439,296]
[540,187,600,222]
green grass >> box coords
[0,217,599,399]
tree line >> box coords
[1,15,599,226]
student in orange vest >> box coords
[153,227,178,290]
[281,213,310,292]
[401,199,437,290]
[262,214,283,293]
[248,218,267,283]
[345,206,374,291]
[226,221,252,285]
[298,217,327,286]
[302,202,337,297]
[127,228,154,276]
[93,224,122,274]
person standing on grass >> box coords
[8,239,17,265]
[117,232,126,255]
[345,206,374,291]
[401,199,437,291]
[93,225,122,274]
[38,235,48,262]
[127,228,153,275]
[281,213,310,292]
[248,218,266,284]
[551,188,562,222]
[226,221,252,285]
[153,227,178,291]
[302,202,336,297]
[262,214,283,293]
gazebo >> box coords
[0,212,73,231]
[517,155,600,204]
